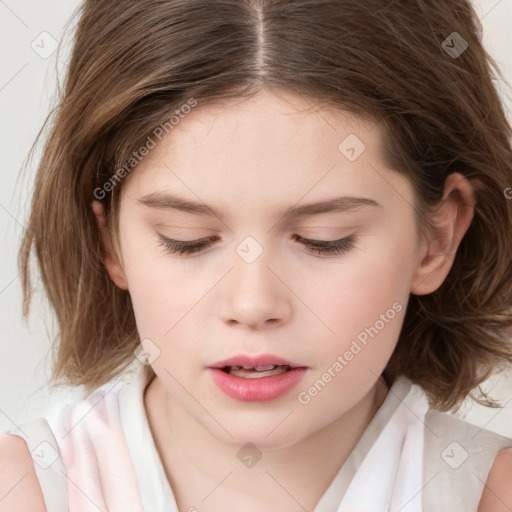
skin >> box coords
[478,448,512,511]
[92,88,481,511]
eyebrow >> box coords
[136,192,381,222]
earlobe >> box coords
[90,200,129,290]
[410,172,476,296]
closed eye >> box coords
[291,234,356,255]
[156,233,357,256]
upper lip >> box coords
[209,354,305,369]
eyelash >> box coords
[156,233,356,256]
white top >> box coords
[1,363,483,511]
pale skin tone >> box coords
[84,89,511,511]
[1,91,510,512]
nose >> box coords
[218,248,292,330]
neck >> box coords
[144,375,389,511]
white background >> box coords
[1,0,511,435]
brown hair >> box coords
[18,0,512,411]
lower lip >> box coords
[208,367,307,402]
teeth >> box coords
[229,364,282,371]
[228,364,278,371]
[227,364,291,379]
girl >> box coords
[2,0,512,510]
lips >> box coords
[208,354,308,402]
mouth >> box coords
[209,354,306,376]
[218,364,294,379]
[208,354,308,402]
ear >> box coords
[91,200,129,290]
[411,172,477,295]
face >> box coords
[103,89,429,448]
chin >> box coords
[209,413,311,451]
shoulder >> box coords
[424,407,511,448]
[422,408,512,510]
[0,433,46,511]
[425,407,511,449]
[477,447,512,512]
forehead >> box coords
[121,89,412,221]
[159,90,380,149]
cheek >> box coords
[296,244,413,418]
[306,231,416,360]
[124,263,206,378]
[117,225,197,338]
